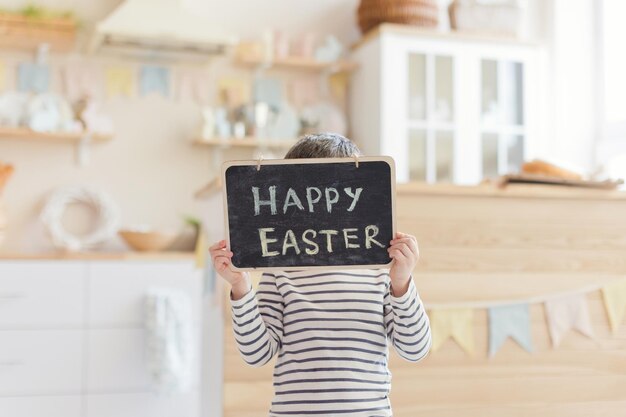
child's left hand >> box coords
[388,232,420,297]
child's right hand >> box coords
[209,240,251,300]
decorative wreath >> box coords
[40,186,120,251]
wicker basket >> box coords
[357,0,439,35]
[448,0,523,37]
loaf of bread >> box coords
[521,159,582,181]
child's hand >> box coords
[209,240,251,300]
[387,232,419,297]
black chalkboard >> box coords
[222,157,396,271]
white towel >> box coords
[144,288,194,394]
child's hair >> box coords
[284,132,361,159]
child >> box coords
[210,133,431,416]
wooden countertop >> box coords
[397,182,626,200]
[0,251,196,261]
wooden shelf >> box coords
[0,127,112,143]
[0,13,76,52]
[234,56,357,73]
[193,137,296,149]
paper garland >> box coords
[544,293,594,347]
[430,308,475,355]
[602,279,626,334]
[488,303,533,356]
[17,63,50,93]
[63,63,102,101]
[0,61,6,91]
[139,66,170,97]
[105,67,134,98]
[428,278,626,357]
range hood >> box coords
[89,0,237,61]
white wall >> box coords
[0,0,361,252]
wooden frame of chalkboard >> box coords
[221,156,397,272]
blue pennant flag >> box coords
[488,303,533,357]
[139,65,170,97]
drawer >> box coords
[0,330,82,395]
[86,328,200,393]
[0,396,81,417]
[88,262,202,326]
[86,391,199,417]
[0,261,85,329]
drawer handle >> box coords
[0,293,26,301]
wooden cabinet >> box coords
[218,184,626,417]
[350,24,545,184]
[0,257,202,417]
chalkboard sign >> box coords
[222,157,396,271]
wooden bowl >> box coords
[118,229,177,252]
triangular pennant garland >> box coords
[544,293,594,347]
[63,63,102,101]
[488,303,533,357]
[140,65,170,97]
[602,278,626,334]
[105,67,134,98]
[430,308,474,355]
[0,61,6,91]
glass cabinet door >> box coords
[407,53,455,183]
[480,59,525,178]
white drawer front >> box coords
[0,330,82,395]
[0,261,85,329]
[0,396,81,417]
[88,262,201,326]
[86,328,200,393]
[86,391,199,417]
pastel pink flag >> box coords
[63,63,103,101]
[544,293,594,347]
[175,69,211,104]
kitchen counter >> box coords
[223,181,626,417]
[0,251,196,261]
[397,181,626,200]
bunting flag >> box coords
[289,78,319,107]
[105,67,134,98]
[253,78,282,109]
[194,227,208,270]
[329,71,349,102]
[217,77,250,107]
[63,63,102,101]
[175,69,211,104]
[602,278,626,334]
[430,308,475,355]
[544,293,594,347]
[488,303,533,357]
[0,61,6,91]
[17,62,50,93]
[140,65,170,97]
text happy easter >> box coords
[251,186,385,257]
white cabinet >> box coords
[0,330,82,396]
[350,24,545,184]
[0,257,203,417]
[0,396,81,417]
[85,391,200,417]
[88,262,202,326]
[0,262,85,328]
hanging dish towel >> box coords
[144,288,194,394]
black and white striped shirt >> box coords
[230,269,432,416]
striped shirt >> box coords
[230,269,432,416]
